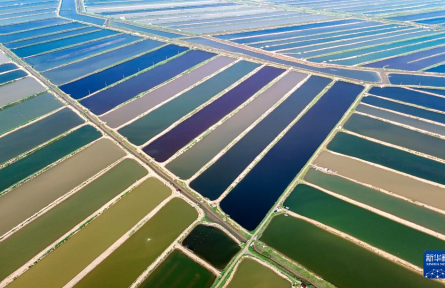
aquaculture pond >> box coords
[355,104,445,136]
[191,76,332,200]
[0,69,26,85]
[139,250,215,288]
[0,92,62,135]
[0,108,84,164]
[0,125,100,193]
[361,95,445,125]
[5,26,99,49]
[42,38,163,85]
[220,82,363,231]
[80,50,214,115]
[0,63,17,73]
[0,22,84,43]
[167,72,306,179]
[344,113,445,159]
[110,21,183,38]
[0,139,124,237]
[227,258,290,288]
[285,184,445,266]
[75,198,198,288]
[389,74,445,88]
[315,151,445,211]
[369,87,445,112]
[183,224,240,270]
[13,29,117,58]
[144,66,285,162]
[9,178,170,288]
[261,215,444,288]
[0,159,146,282]
[305,169,445,234]
[60,44,188,99]
[328,132,445,186]
[0,18,68,34]
[101,56,236,128]
[0,77,45,108]
[118,60,259,145]
[29,34,140,72]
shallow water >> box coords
[0,108,84,164]
[182,224,240,269]
[139,250,215,288]
[314,151,445,211]
[328,132,445,186]
[8,177,170,288]
[75,198,197,288]
[261,215,444,288]
[227,258,290,288]
[0,125,100,193]
[0,77,45,108]
[0,158,146,281]
[285,184,445,266]
[305,168,445,234]
[0,139,124,236]
[344,113,445,159]
[42,39,161,84]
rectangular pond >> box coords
[0,125,100,194]
[0,92,62,135]
[80,50,215,115]
[369,87,445,112]
[328,132,445,186]
[190,76,332,201]
[227,258,290,288]
[74,198,197,288]
[167,72,306,179]
[389,74,445,88]
[361,96,445,125]
[183,224,240,270]
[41,38,162,84]
[0,108,84,165]
[60,44,188,99]
[0,22,85,43]
[0,77,45,108]
[139,250,215,288]
[0,139,125,237]
[8,177,170,288]
[27,34,140,72]
[13,29,118,58]
[355,104,445,136]
[0,69,26,85]
[0,18,68,34]
[0,159,147,282]
[261,215,444,288]
[315,151,445,211]
[305,168,445,235]
[118,60,258,145]
[344,113,445,159]
[285,184,445,267]
[143,66,285,162]
[101,56,236,128]
[220,82,363,231]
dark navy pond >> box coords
[80,50,214,115]
[191,76,332,201]
[220,82,363,230]
[143,66,284,162]
[60,45,187,99]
